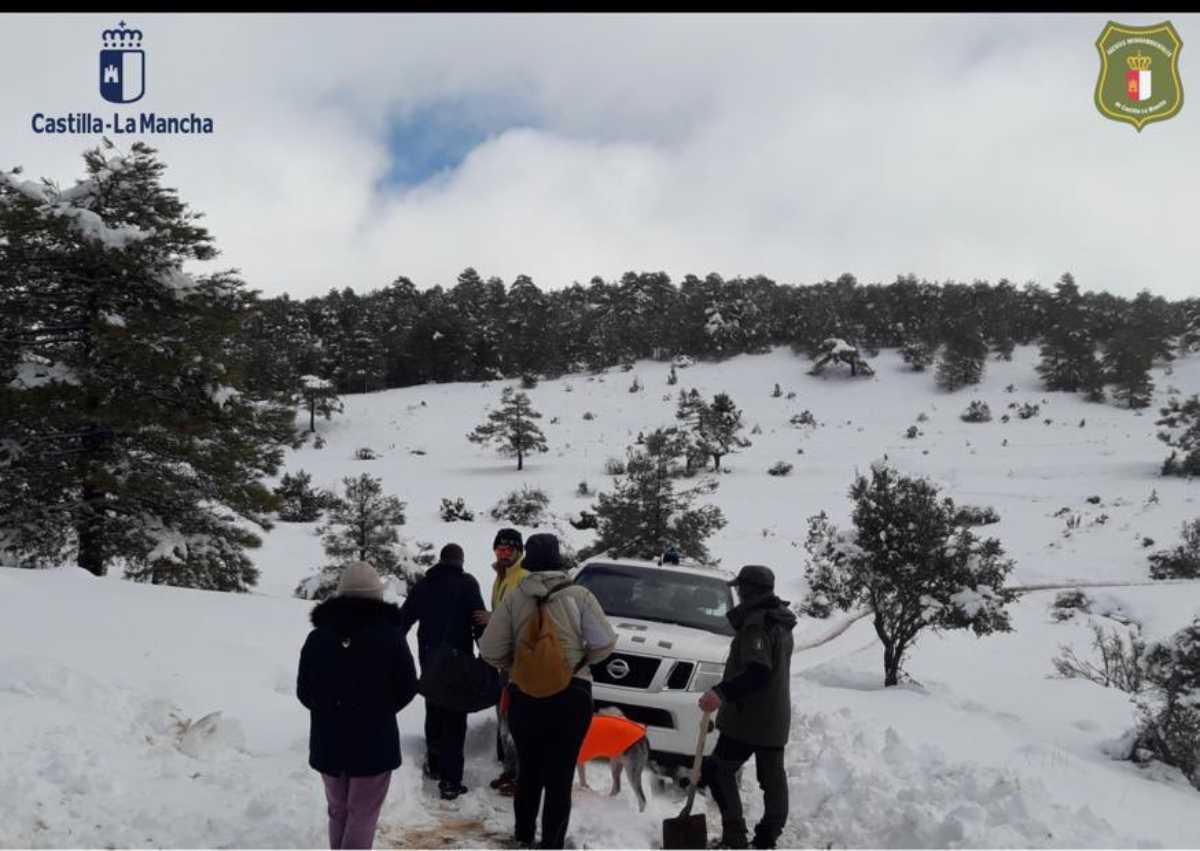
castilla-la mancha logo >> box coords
[1095,21,1184,131]
[100,21,145,104]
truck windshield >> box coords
[575,562,736,637]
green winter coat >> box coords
[714,594,797,748]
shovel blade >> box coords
[662,813,707,850]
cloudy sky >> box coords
[3,13,1197,299]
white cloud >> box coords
[2,13,1197,299]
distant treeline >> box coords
[234,270,1199,398]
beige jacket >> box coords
[479,570,617,682]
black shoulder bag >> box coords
[417,578,501,713]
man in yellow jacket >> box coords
[474,527,528,795]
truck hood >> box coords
[607,616,732,664]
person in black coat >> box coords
[297,561,418,850]
[398,542,487,800]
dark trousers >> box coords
[507,679,593,849]
[700,734,788,848]
[424,700,468,787]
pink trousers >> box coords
[320,771,392,849]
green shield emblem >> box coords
[1095,21,1184,131]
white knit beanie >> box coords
[337,561,385,600]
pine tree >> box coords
[674,388,710,475]
[1036,274,1105,399]
[696,391,748,473]
[583,429,726,563]
[0,142,295,586]
[801,462,1016,687]
[275,470,333,522]
[296,374,343,433]
[808,338,874,377]
[1103,329,1154,409]
[1180,299,1200,355]
[467,386,548,470]
[936,316,988,391]
[1157,395,1200,477]
[318,473,407,575]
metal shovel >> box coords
[662,709,712,849]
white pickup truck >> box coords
[571,557,736,767]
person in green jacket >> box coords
[698,564,797,849]
[474,527,529,795]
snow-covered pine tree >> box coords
[800,462,1016,686]
[1180,299,1200,355]
[674,388,711,475]
[319,473,407,573]
[1132,618,1200,789]
[583,428,726,563]
[1102,329,1155,409]
[1157,395,1200,477]
[292,473,410,599]
[1036,274,1105,399]
[808,337,874,377]
[935,316,988,391]
[275,470,333,522]
[467,386,548,470]
[696,391,748,473]
[296,374,343,433]
[0,142,295,587]
[900,339,938,372]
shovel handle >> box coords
[682,709,712,814]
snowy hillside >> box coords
[3,345,1200,848]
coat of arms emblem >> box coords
[1095,21,1183,131]
[100,22,145,105]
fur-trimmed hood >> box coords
[310,595,404,637]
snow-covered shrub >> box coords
[789,410,817,428]
[1148,519,1200,580]
[354,447,378,460]
[604,457,626,475]
[313,434,327,449]
[751,424,763,435]
[568,509,598,530]
[439,497,475,523]
[1052,623,1146,693]
[667,365,679,386]
[953,504,1000,527]
[620,362,635,372]
[672,355,694,369]
[275,470,335,523]
[800,463,1016,686]
[960,401,992,423]
[1128,618,1200,789]
[520,373,538,389]
[576,480,594,497]
[490,485,550,526]
[771,383,782,398]
[629,376,642,393]
[905,425,921,440]
[1050,589,1091,621]
[767,461,794,477]
[1017,402,1040,420]
[583,411,596,421]
[916,411,929,423]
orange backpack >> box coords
[510,582,584,698]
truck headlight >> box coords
[689,661,725,692]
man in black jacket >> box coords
[398,542,487,800]
[298,561,419,850]
[698,564,797,850]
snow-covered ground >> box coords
[3,345,1199,848]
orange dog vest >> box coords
[576,715,647,765]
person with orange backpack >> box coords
[479,533,617,849]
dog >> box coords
[576,706,650,812]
